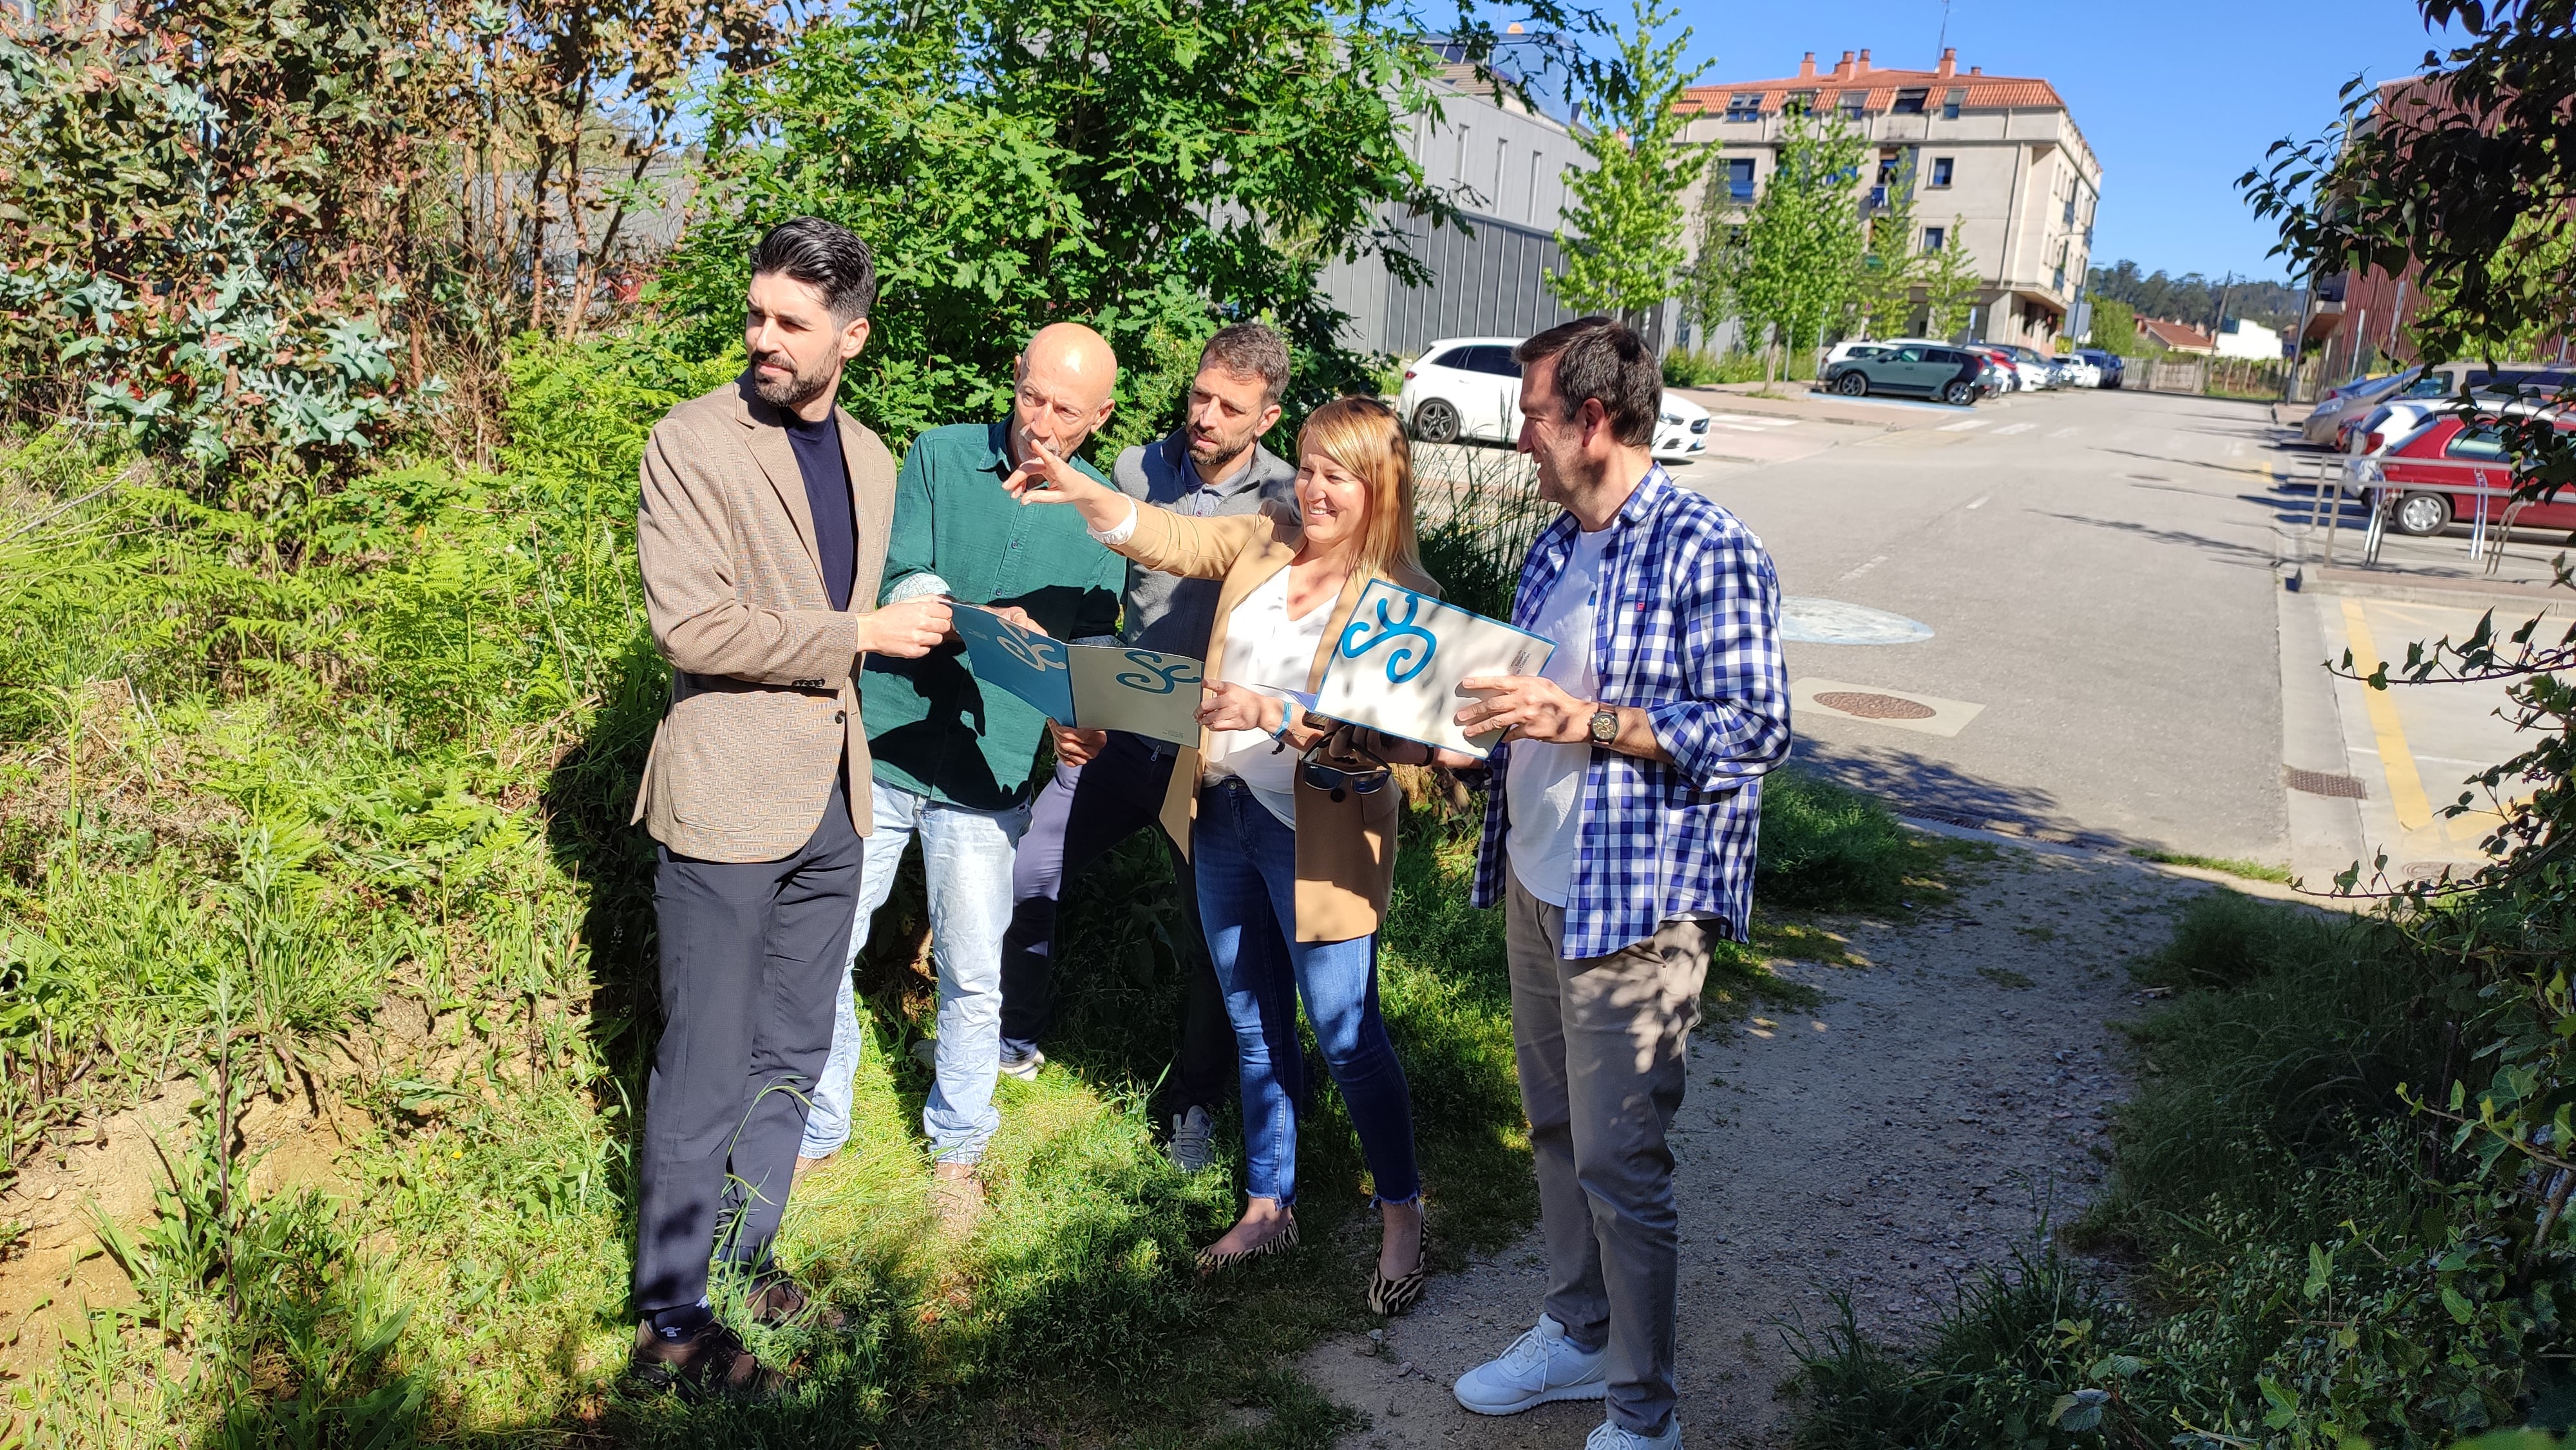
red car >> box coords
[2378,410,2576,536]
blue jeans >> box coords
[801,780,1030,1165]
[1194,780,1419,1208]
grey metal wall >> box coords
[1374,209,1584,357]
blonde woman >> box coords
[1007,396,1440,1315]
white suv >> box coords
[1397,335,1710,460]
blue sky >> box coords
[1650,0,2462,282]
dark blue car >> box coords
[2075,349,2126,390]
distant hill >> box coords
[2087,261,2305,334]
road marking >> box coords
[2340,598,2433,831]
[2048,426,2080,438]
[1965,493,1991,510]
[1991,422,2034,435]
[1837,554,1889,581]
[1938,418,1988,432]
[1706,413,1799,428]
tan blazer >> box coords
[630,374,898,862]
[1114,504,1439,943]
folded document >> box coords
[953,606,1204,749]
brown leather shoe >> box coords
[747,1272,849,1332]
[628,1317,784,1402]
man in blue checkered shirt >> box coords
[1446,318,1790,1450]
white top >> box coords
[1204,568,1334,826]
[1504,524,1613,907]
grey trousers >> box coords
[1504,863,1710,1438]
[633,776,863,1316]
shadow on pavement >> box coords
[1787,740,2141,852]
[2030,511,2280,569]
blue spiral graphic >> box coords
[994,628,1059,672]
[1337,592,1438,684]
[1113,652,1200,694]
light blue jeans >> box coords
[800,780,1030,1165]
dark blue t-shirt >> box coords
[784,410,855,612]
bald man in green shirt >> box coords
[799,325,1128,1225]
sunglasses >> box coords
[1300,739,1390,796]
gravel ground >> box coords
[1299,844,2216,1450]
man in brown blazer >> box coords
[627,217,951,1400]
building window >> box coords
[1867,186,1887,212]
[1942,89,1965,120]
[2053,264,2067,292]
[1924,227,1946,252]
[1728,156,1755,202]
[1786,90,1817,115]
[1893,88,1928,115]
[1929,156,1954,187]
[1531,151,1548,215]
[1876,154,1901,185]
[2062,196,2076,225]
[1840,90,1868,120]
[1724,92,1761,121]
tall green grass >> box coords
[1792,891,2566,1447]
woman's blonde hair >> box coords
[1295,395,1422,581]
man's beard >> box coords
[752,350,837,411]
[1189,422,1259,469]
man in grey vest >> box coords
[994,323,1299,1166]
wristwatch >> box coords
[1587,706,1620,746]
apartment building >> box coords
[1676,48,2102,350]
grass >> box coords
[1788,889,2566,1445]
[2127,847,2294,883]
[0,335,1962,1447]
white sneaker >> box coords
[1167,1106,1216,1175]
[999,1046,1045,1081]
[1452,1314,1607,1416]
[1587,1417,1680,1450]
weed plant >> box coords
[1791,891,2568,1446]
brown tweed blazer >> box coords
[630,373,898,862]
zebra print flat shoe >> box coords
[1195,1211,1298,1274]
[1367,1265,1429,1317]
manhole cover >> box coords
[1815,691,1938,720]
[1781,597,1935,645]
[2285,768,2367,799]
[2403,861,2468,881]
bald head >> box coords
[1010,322,1119,467]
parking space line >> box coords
[2339,598,2434,831]
[1991,422,2034,435]
[1937,418,1989,432]
[2048,426,2080,438]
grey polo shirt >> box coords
[1110,427,1298,657]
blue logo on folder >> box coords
[1337,592,1438,684]
[1114,652,1199,694]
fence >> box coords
[2131,354,2322,401]
[2289,451,2543,578]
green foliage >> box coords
[1794,890,2570,1447]
[1918,214,1983,341]
[1719,103,1868,369]
[1547,0,1710,318]
[1413,450,1555,621]
[2085,296,2142,352]
[1852,156,1924,339]
[0,0,433,465]
[658,0,1456,453]
[1661,348,1768,387]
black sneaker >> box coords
[629,1317,785,1402]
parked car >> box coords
[1821,343,1987,406]
[1826,337,1946,366]
[2374,406,2576,536]
[1996,344,2059,390]
[1397,335,1712,460]
[2074,349,2126,390]
[1968,345,2023,391]
[2301,368,2422,447]
[2050,355,2102,388]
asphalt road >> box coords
[1671,385,2295,860]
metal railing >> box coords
[2301,451,2551,577]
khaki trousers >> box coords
[1504,863,1709,1438]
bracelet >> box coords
[1267,700,1293,742]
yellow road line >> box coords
[2340,598,2434,831]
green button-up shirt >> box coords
[861,420,1125,810]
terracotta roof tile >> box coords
[1676,66,2067,115]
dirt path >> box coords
[1300,843,2219,1449]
